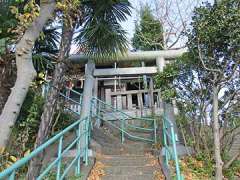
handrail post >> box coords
[162,116,184,179]
[75,123,81,176]
[170,123,182,180]
[154,119,157,143]
[56,136,63,180]
[84,118,89,166]
[97,99,101,127]
[9,170,15,180]
[121,118,125,144]
[88,113,91,143]
[79,94,82,113]
[80,94,82,105]
[97,99,101,116]
[89,101,93,141]
[163,120,169,166]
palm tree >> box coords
[75,0,131,56]
[75,0,131,123]
[33,24,61,72]
[27,1,131,178]
[34,26,60,55]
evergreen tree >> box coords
[155,0,240,178]
[132,5,163,51]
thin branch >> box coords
[224,150,240,169]
[197,40,221,73]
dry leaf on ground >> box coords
[88,161,106,180]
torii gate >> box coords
[68,48,187,120]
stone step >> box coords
[100,158,154,167]
[43,157,95,178]
[89,124,160,180]
[100,155,151,159]
[92,127,121,144]
[97,124,154,140]
[126,127,155,134]
[125,131,153,139]
[101,174,155,180]
[101,146,152,155]
[103,165,158,176]
[124,134,153,143]
[93,154,160,179]
[60,146,151,157]
[92,130,153,155]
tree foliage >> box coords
[32,24,61,72]
[156,0,240,128]
[155,0,240,176]
[132,4,163,51]
[0,1,19,53]
[75,0,131,57]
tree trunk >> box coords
[27,21,74,179]
[213,84,223,180]
[0,1,56,147]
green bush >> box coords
[223,159,240,179]
[8,88,44,157]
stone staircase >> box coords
[89,126,164,180]
[98,154,161,180]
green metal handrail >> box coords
[163,116,184,180]
[60,86,83,106]
[91,97,157,143]
[43,84,83,107]
[91,97,156,122]
[0,86,164,179]
[0,116,89,180]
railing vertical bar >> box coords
[75,122,81,176]
[89,103,92,141]
[56,136,63,180]
[121,118,125,144]
[163,116,184,180]
[170,126,181,180]
[163,121,169,166]
[97,100,101,126]
[85,118,89,166]
[154,119,157,143]
[8,171,15,180]
[80,94,82,105]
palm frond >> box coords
[33,23,60,72]
[34,26,61,55]
[74,0,132,59]
[33,53,56,72]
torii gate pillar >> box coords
[156,56,166,72]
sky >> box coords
[121,0,214,49]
